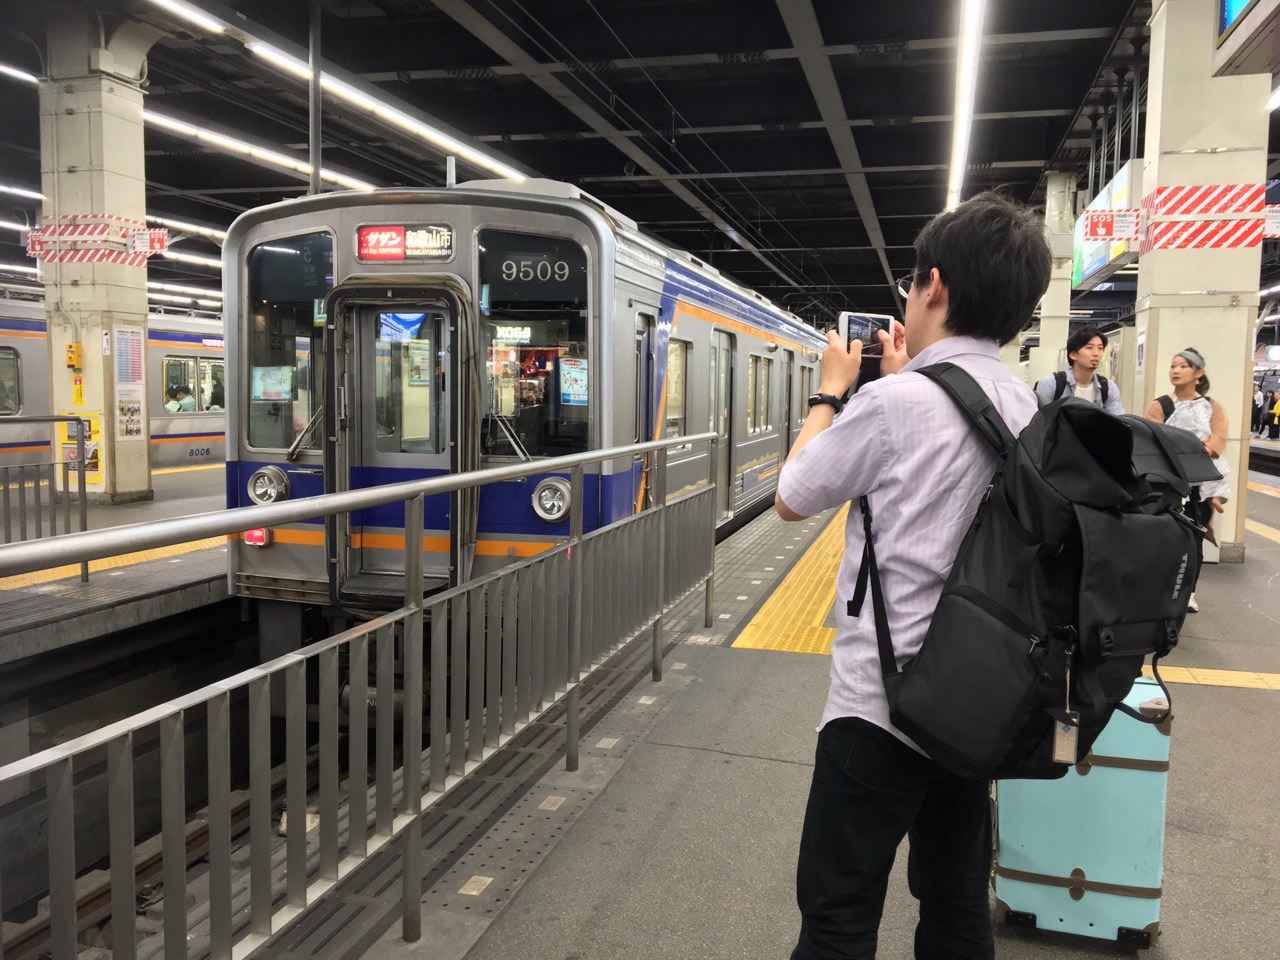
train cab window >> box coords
[372,311,444,454]
[748,356,772,432]
[246,232,334,450]
[161,358,198,412]
[478,229,589,458]
[664,340,688,439]
[0,347,19,415]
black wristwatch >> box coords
[807,392,843,413]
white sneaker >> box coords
[1186,593,1198,613]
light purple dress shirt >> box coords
[777,335,1039,751]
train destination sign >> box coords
[356,224,454,262]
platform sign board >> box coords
[1073,161,1139,291]
[1219,0,1255,36]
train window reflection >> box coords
[246,232,333,449]
[478,229,589,457]
[0,347,19,415]
[373,310,444,454]
[665,339,687,439]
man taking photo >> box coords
[776,191,1050,960]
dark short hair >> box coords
[912,191,1052,345]
[1066,326,1108,366]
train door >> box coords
[781,349,795,454]
[710,330,734,520]
[635,311,656,507]
[329,290,470,602]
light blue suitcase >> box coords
[994,676,1171,949]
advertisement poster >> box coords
[117,384,145,439]
[59,411,102,484]
[408,342,433,385]
[1136,330,1146,377]
[114,328,144,383]
[559,357,588,406]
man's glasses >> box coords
[895,273,916,299]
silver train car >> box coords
[224,179,826,628]
[0,298,225,470]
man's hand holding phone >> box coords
[878,320,907,376]
[818,329,862,399]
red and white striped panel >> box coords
[1148,218,1264,251]
[42,213,147,229]
[1154,183,1264,217]
[43,249,149,268]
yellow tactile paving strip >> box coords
[1143,665,1280,690]
[0,538,225,589]
[731,505,847,655]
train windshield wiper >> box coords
[286,405,324,463]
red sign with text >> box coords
[1082,209,1139,241]
[357,225,406,260]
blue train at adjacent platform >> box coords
[223,179,826,626]
[0,297,225,470]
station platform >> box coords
[317,472,1280,960]
[0,464,227,665]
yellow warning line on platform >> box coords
[1248,480,1280,499]
[731,505,848,656]
[1245,519,1280,545]
[1143,664,1280,690]
[0,537,225,589]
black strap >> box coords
[1098,375,1110,404]
[1052,370,1068,401]
[848,496,900,684]
[1157,394,1174,421]
[1115,655,1174,725]
[917,363,1017,458]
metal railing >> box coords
[0,433,717,960]
[0,415,89,581]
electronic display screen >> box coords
[479,230,587,306]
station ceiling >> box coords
[0,0,1276,326]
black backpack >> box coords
[1052,369,1109,405]
[850,363,1220,781]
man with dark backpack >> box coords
[1032,326,1125,414]
[776,192,1049,960]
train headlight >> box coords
[247,466,290,505]
[531,477,571,521]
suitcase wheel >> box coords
[1117,926,1153,949]
[1003,910,1037,930]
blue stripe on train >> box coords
[0,439,52,451]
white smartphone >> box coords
[835,312,896,395]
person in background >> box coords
[1253,383,1265,436]
[776,191,1049,960]
[164,386,182,413]
[1032,326,1125,414]
[176,385,197,412]
[1144,348,1230,613]
[208,383,225,411]
[1268,390,1280,441]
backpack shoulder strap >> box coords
[1097,375,1109,404]
[1052,369,1068,401]
[918,362,1017,458]
[1157,394,1175,421]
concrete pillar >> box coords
[39,13,162,503]
[1134,0,1270,562]
[1029,172,1076,383]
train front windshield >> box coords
[246,233,333,450]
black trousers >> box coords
[1189,496,1215,592]
[791,718,994,960]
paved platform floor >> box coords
[357,476,1280,960]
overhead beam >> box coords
[776,0,899,309]
[431,0,810,292]
[579,160,1044,183]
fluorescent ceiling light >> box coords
[161,249,222,268]
[145,0,224,35]
[1261,283,1280,297]
[147,214,227,242]
[148,280,222,298]
[143,109,376,191]
[1271,86,1280,111]
[945,0,987,211]
[247,41,526,182]
[0,263,39,275]
[0,63,38,85]
[0,184,44,201]
[0,220,30,233]
[260,245,303,255]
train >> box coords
[0,296,226,470]
[223,179,829,633]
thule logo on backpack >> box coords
[1172,553,1188,599]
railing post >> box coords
[565,464,584,771]
[402,494,425,942]
[652,446,668,682]
[705,436,717,628]
[76,419,87,581]
[46,757,76,960]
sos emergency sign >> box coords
[1082,209,1139,241]
[356,224,453,261]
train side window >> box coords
[200,359,225,411]
[0,347,19,414]
[478,229,590,458]
[747,356,758,432]
[162,357,198,413]
[664,339,688,439]
[798,366,814,421]
[748,355,772,432]
[759,356,772,430]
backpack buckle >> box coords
[1097,627,1115,657]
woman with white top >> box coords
[1144,347,1230,613]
